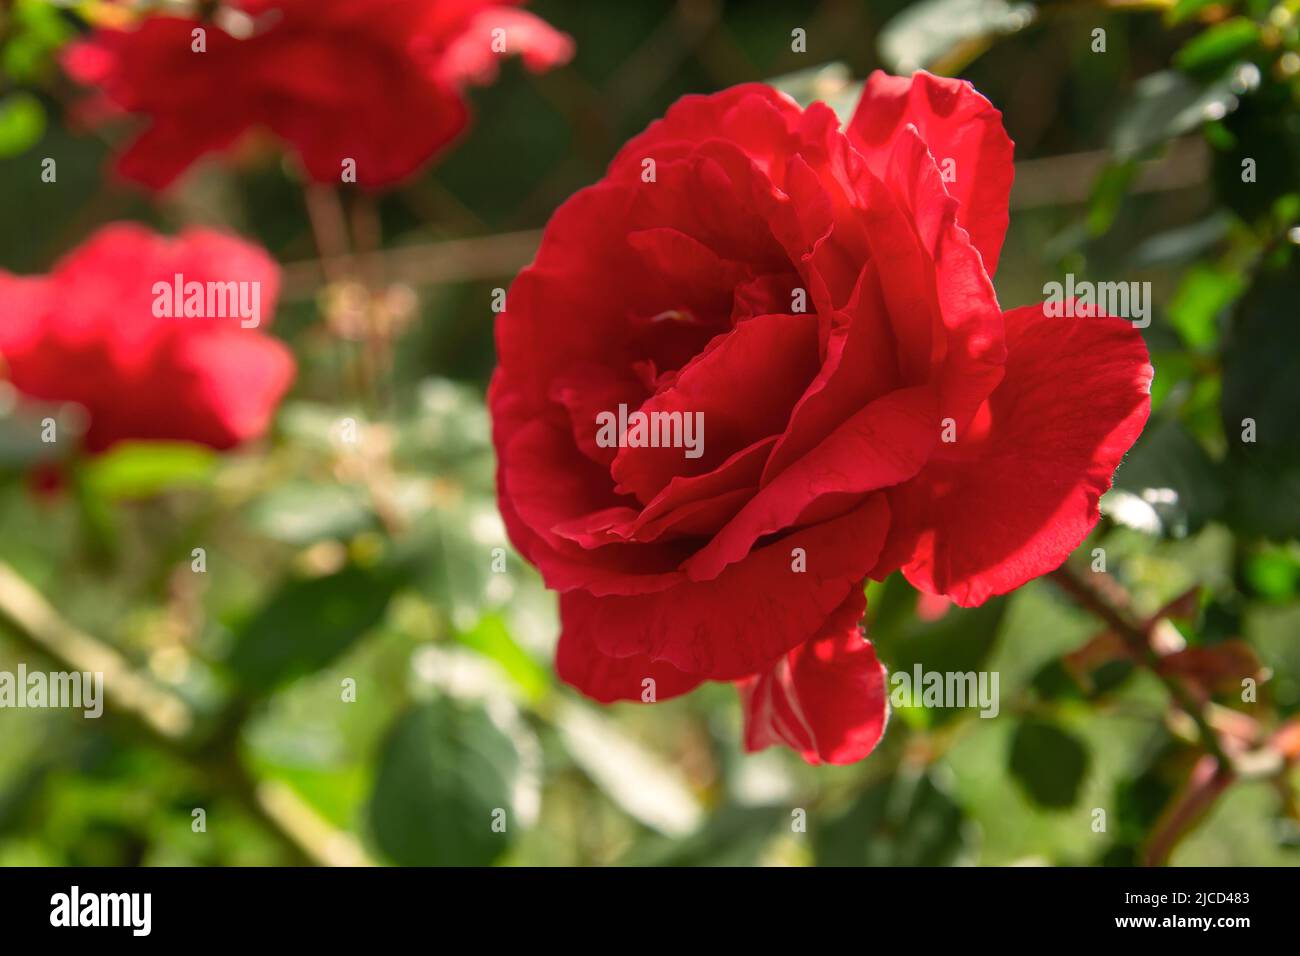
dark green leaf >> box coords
[813,769,968,866]
[1220,260,1300,538]
[1009,718,1090,809]
[227,561,405,690]
[1210,78,1300,222]
[369,699,520,866]
[619,805,784,867]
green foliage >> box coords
[0,91,43,158]
[369,699,520,866]
[81,442,217,502]
[1009,719,1091,810]
[0,0,1297,870]
[227,560,408,692]
[813,769,968,866]
[877,0,1034,74]
[1220,259,1300,539]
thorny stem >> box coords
[347,194,392,416]
[0,559,367,866]
[304,184,371,404]
[303,183,353,285]
[1142,754,1233,867]
[1047,563,1241,865]
[1048,564,1233,769]
[303,184,409,537]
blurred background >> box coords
[0,0,1298,866]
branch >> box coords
[280,229,545,301]
[1048,564,1232,769]
[0,562,192,742]
[1142,754,1233,867]
[0,560,369,866]
[1048,563,1244,866]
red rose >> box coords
[490,73,1152,765]
[0,223,294,453]
[63,0,573,190]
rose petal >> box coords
[610,311,820,503]
[574,494,890,679]
[737,587,888,765]
[556,595,705,704]
[684,385,936,581]
[436,7,574,87]
[848,69,1014,275]
[874,302,1153,606]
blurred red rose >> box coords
[490,73,1152,765]
[64,0,573,190]
[0,223,294,453]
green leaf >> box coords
[80,441,216,501]
[554,701,702,836]
[453,613,549,703]
[1209,78,1300,223]
[392,379,494,479]
[3,0,75,84]
[244,482,376,545]
[1008,718,1090,809]
[1220,260,1300,539]
[878,0,1036,74]
[868,576,1007,727]
[227,560,405,691]
[1131,212,1230,269]
[619,805,785,867]
[1167,261,1244,351]
[813,768,968,866]
[1108,736,1179,856]
[369,699,520,866]
[0,92,45,159]
[1244,602,1300,713]
[405,499,510,631]
[1111,71,1236,161]
[1087,161,1139,236]
[1242,545,1300,602]
[1167,0,1222,26]
[1175,19,1259,73]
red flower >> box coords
[490,73,1152,765]
[64,0,573,190]
[0,223,294,453]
